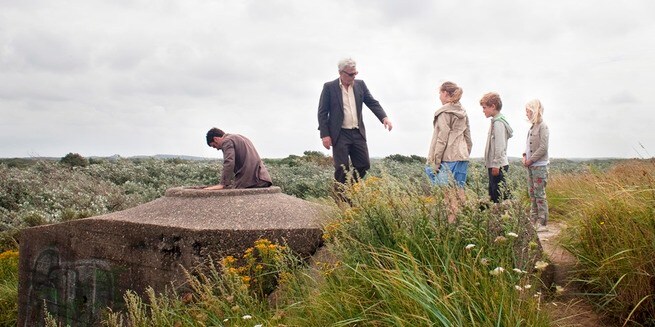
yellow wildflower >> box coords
[0,250,19,260]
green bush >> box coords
[60,152,89,167]
[383,153,426,164]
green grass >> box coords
[555,159,655,325]
[0,250,18,327]
[277,175,548,326]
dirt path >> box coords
[538,222,613,327]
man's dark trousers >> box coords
[333,128,370,184]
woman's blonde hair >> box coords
[526,99,544,124]
[440,81,463,103]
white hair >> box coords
[337,58,357,72]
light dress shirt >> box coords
[339,78,358,129]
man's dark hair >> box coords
[206,127,225,146]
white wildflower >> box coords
[480,258,490,266]
[507,232,518,238]
[515,285,523,291]
[524,284,532,289]
[465,244,475,250]
[490,267,505,276]
[254,325,263,327]
[512,268,527,274]
[555,285,565,294]
[242,314,253,320]
[534,260,549,271]
[494,236,507,243]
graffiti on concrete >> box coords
[24,247,116,327]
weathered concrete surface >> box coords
[18,186,330,327]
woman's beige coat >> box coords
[427,102,473,168]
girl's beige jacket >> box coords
[427,102,472,168]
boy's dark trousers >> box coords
[488,165,510,203]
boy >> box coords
[481,93,513,203]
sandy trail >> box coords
[538,222,613,327]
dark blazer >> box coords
[317,78,388,144]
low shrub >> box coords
[60,153,89,167]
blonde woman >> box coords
[426,81,473,187]
[522,99,550,231]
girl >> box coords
[426,81,473,187]
[522,99,550,231]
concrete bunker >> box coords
[18,186,329,326]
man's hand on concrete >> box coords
[204,184,225,190]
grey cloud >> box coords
[5,29,89,72]
[604,92,639,105]
[0,0,654,159]
[0,73,77,102]
[96,42,151,71]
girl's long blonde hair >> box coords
[526,99,544,124]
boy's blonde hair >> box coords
[480,92,502,111]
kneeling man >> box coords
[205,127,272,190]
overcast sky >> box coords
[1,0,654,160]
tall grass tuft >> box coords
[555,159,655,325]
[278,175,548,326]
[0,250,18,327]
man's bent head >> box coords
[206,127,226,149]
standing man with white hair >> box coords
[317,58,393,186]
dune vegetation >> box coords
[1,154,653,326]
[551,159,655,325]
